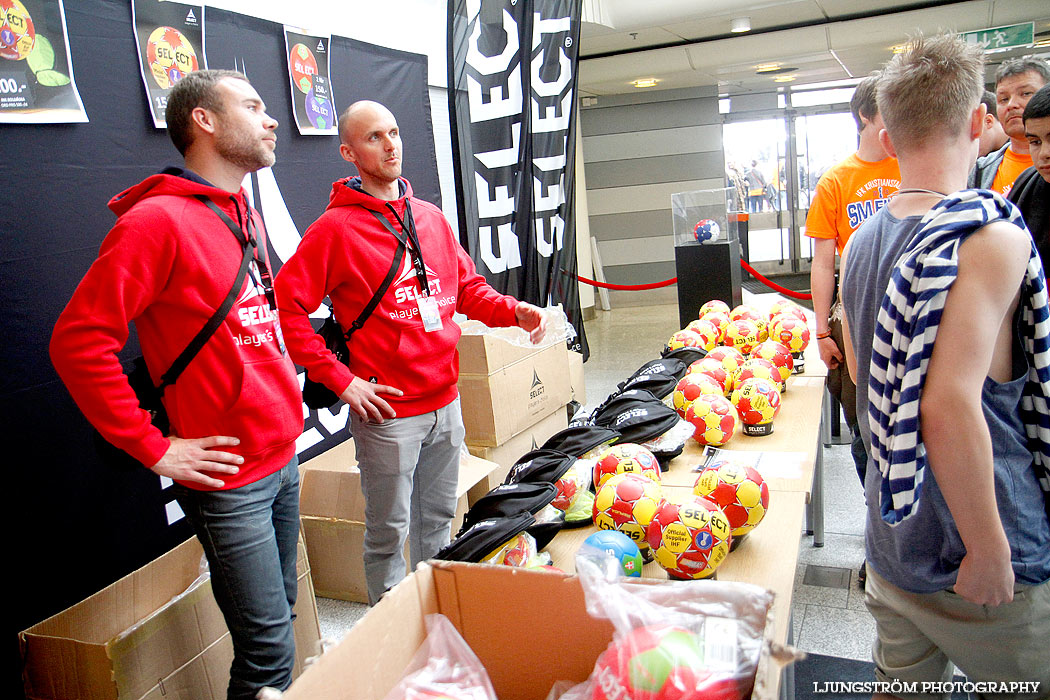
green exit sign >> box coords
[962,23,1035,53]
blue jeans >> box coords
[174,457,300,700]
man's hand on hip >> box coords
[341,376,402,423]
[817,335,843,369]
[515,302,548,344]
[150,436,244,489]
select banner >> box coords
[284,27,337,135]
[447,0,587,357]
[0,0,87,123]
[132,0,204,128]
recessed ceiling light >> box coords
[755,63,782,73]
[632,78,659,88]
[774,75,796,83]
[891,43,909,54]
[731,17,751,33]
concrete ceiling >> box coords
[578,0,1050,96]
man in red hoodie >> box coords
[50,71,304,699]
[275,100,547,604]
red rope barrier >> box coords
[571,273,679,290]
[739,259,812,300]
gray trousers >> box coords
[350,397,464,605]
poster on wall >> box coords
[132,0,204,128]
[283,27,336,135]
[0,0,87,123]
[447,0,588,358]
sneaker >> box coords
[857,561,867,588]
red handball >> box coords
[684,395,738,447]
[694,463,770,537]
[672,373,725,418]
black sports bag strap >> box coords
[155,197,255,394]
[343,209,408,339]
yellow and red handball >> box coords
[731,377,782,436]
[769,313,810,354]
[683,318,721,350]
[724,318,761,355]
[734,357,781,392]
[687,356,734,395]
[672,373,724,417]
[767,299,806,324]
[593,473,664,553]
[684,394,739,446]
[646,495,732,579]
[694,462,770,537]
[701,346,747,377]
[751,340,794,386]
[700,310,731,339]
[699,299,731,318]
[593,443,661,489]
[666,328,705,352]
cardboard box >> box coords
[280,561,783,700]
[465,408,569,505]
[299,439,501,602]
[20,534,320,700]
[458,338,571,447]
[568,349,586,405]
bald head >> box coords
[338,100,396,145]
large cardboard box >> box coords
[280,561,785,700]
[299,439,501,603]
[457,327,571,447]
[568,349,586,405]
[20,534,320,700]
[465,408,569,505]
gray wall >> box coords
[581,86,725,306]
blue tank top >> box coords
[842,207,1050,593]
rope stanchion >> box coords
[564,269,678,291]
[738,259,812,300]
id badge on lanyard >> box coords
[417,294,442,332]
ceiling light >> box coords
[731,17,751,33]
[754,62,782,73]
[891,43,909,54]
[774,75,796,83]
[1033,38,1050,48]
[632,78,659,88]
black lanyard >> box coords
[242,213,278,312]
[382,200,430,297]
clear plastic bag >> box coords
[380,614,496,700]
[574,556,782,700]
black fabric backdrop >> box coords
[447,0,588,357]
[1,2,439,693]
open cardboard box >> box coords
[20,534,319,700]
[299,438,502,602]
[281,561,787,700]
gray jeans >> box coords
[350,397,464,604]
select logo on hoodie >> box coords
[389,254,457,319]
[233,263,281,349]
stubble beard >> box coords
[216,121,275,172]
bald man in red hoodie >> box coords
[50,70,303,699]
[275,100,546,605]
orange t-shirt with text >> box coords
[804,154,900,254]
[990,147,1032,197]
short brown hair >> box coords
[166,69,249,155]
[995,56,1050,88]
[850,72,880,133]
[877,34,984,152]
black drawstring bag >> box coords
[434,512,536,563]
[457,482,557,536]
[592,389,682,461]
[661,346,708,366]
[504,448,578,486]
[627,357,688,382]
[541,425,621,457]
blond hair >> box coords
[877,34,984,152]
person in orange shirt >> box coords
[970,57,1049,196]
[805,72,901,529]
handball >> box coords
[672,373,725,417]
[693,219,721,243]
[730,378,781,436]
[700,310,731,340]
[684,319,720,350]
[687,356,734,395]
[734,358,781,393]
[698,300,730,318]
[551,462,584,512]
[146,26,198,90]
[594,473,664,553]
[592,624,746,700]
[482,531,537,567]
[694,463,769,537]
[646,495,732,580]
[702,346,746,376]
[768,314,810,354]
[683,394,738,447]
[667,329,705,352]
[729,304,762,324]
[723,319,760,355]
[750,341,793,386]
[581,529,644,578]
[594,443,661,489]
[0,0,35,61]
[767,300,805,324]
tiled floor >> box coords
[316,300,876,665]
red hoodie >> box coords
[275,177,519,418]
[50,170,303,489]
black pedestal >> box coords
[675,235,743,329]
